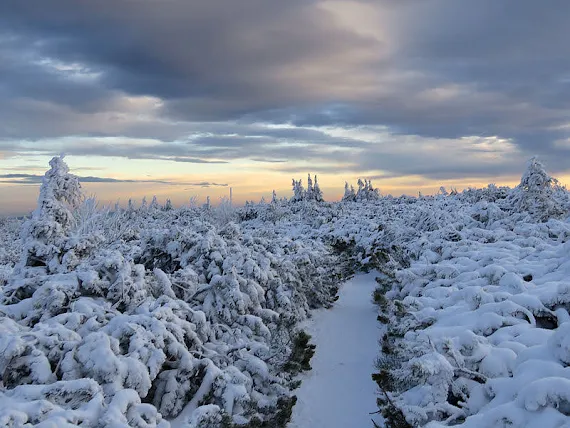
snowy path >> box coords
[289,272,384,428]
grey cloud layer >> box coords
[1,0,570,181]
[0,173,228,187]
[0,173,170,185]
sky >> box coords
[2,0,570,215]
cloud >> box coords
[0,124,543,184]
[170,157,229,164]
[0,126,366,164]
[251,158,288,163]
[0,173,45,184]
[0,1,380,115]
[0,0,570,184]
[185,182,228,188]
[0,173,226,186]
[0,173,156,185]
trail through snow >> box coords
[289,272,384,428]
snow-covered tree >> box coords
[313,175,324,202]
[307,174,314,200]
[507,157,568,221]
[149,195,159,210]
[342,182,356,202]
[189,195,199,208]
[19,155,83,272]
[353,178,379,201]
[291,175,323,202]
[164,198,173,211]
[291,179,305,202]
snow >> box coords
[2,156,570,426]
[289,272,383,428]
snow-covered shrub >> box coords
[211,196,236,226]
[505,157,569,222]
[3,156,570,427]
[0,217,22,268]
[457,184,509,205]
[0,159,347,427]
[366,170,570,427]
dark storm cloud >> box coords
[1,0,570,181]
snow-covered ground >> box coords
[375,214,570,427]
[289,272,384,428]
